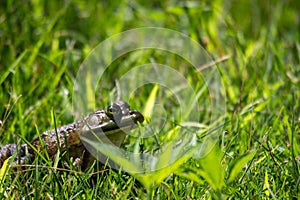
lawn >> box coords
[0,0,299,199]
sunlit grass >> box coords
[0,0,299,199]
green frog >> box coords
[0,101,144,169]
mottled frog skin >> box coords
[0,101,144,169]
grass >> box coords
[0,0,299,199]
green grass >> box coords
[0,0,299,199]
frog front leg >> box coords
[64,147,96,170]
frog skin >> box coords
[0,101,144,169]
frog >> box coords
[0,101,144,170]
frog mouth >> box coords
[91,110,144,134]
[80,109,144,147]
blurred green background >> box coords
[0,0,299,199]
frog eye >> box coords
[107,103,122,123]
[107,104,121,116]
